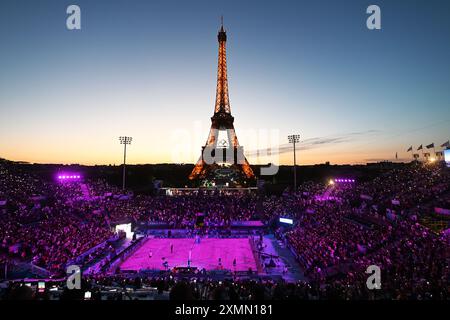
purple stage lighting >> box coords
[333,178,355,184]
[57,173,81,181]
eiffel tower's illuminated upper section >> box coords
[214,21,231,115]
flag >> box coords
[417,145,423,150]
[426,143,434,149]
[407,146,412,152]
[441,140,450,148]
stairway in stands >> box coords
[320,186,334,200]
[80,183,91,200]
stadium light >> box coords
[119,136,132,190]
[288,134,300,191]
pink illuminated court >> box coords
[119,238,257,272]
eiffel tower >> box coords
[189,21,255,186]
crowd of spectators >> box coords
[0,162,112,274]
[283,162,449,299]
[0,159,449,300]
[3,272,446,300]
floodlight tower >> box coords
[288,134,300,191]
[119,136,132,190]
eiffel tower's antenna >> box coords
[221,15,223,28]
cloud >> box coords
[246,130,380,157]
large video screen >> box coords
[280,217,294,225]
[445,149,450,167]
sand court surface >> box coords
[119,238,257,271]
